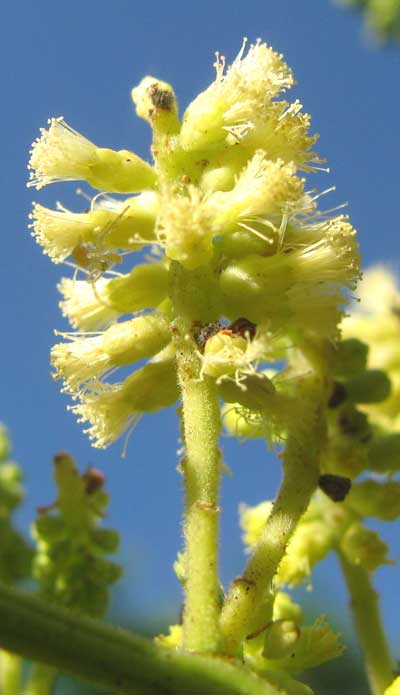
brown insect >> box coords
[71,243,123,281]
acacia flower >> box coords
[29,39,360,448]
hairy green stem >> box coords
[338,553,394,695]
[24,664,58,695]
[0,582,290,695]
[175,323,222,653]
[0,650,22,695]
[220,402,323,655]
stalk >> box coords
[0,582,286,695]
[338,553,394,695]
[175,322,223,653]
[220,396,324,655]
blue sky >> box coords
[1,0,399,659]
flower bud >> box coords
[340,522,390,572]
[345,369,391,404]
[30,192,158,263]
[88,147,156,192]
[101,313,170,366]
[333,338,369,377]
[180,40,294,150]
[217,227,275,260]
[28,118,156,192]
[346,480,400,521]
[73,356,179,448]
[202,332,248,379]
[106,264,169,314]
[52,313,170,392]
[132,76,180,135]
[367,432,400,473]
[263,620,300,660]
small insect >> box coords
[193,321,221,352]
[223,317,257,340]
[318,473,351,503]
[83,466,105,495]
[71,242,123,282]
[148,82,174,111]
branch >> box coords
[0,582,286,695]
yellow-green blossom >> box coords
[180,39,294,150]
[28,118,156,191]
[52,313,170,393]
[29,39,360,450]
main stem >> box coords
[338,552,394,695]
[220,395,323,655]
[175,321,222,653]
[0,582,286,695]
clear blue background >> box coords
[1,0,399,673]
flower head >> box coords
[29,40,360,448]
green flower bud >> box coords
[258,617,344,674]
[101,313,170,365]
[31,193,158,264]
[202,332,248,379]
[368,432,400,472]
[340,522,390,571]
[200,166,235,193]
[34,515,66,543]
[132,76,180,135]
[336,406,372,443]
[73,355,179,448]
[88,147,156,193]
[52,313,170,392]
[346,480,400,521]
[28,118,156,192]
[345,369,391,404]
[106,264,169,314]
[220,373,276,411]
[263,620,300,660]
[217,227,275,259]
[180,40,294,150]
[333,338,369,377]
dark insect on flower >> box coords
[224,318,257,340]
[148,83,175,111]
[72,243,122,281]
[83,466,106,495]
[193,321,221,352]
[318,474,351,502]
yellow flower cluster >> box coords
[28,40,360,448]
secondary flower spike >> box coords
[29,39,360,449]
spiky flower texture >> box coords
[29,39,360,450]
